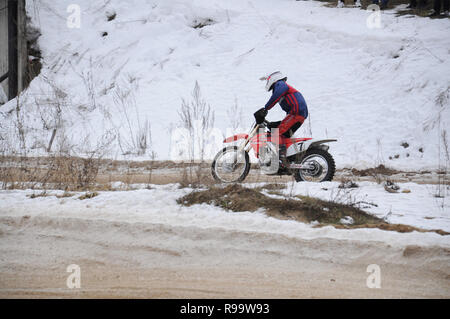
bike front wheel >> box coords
[211,146,250,183]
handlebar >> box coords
[253,119,269,129]
[259,119,269,126]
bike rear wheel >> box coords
[211,146,250,183]
[294,148,335,182]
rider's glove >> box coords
[254,107,268,124]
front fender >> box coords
[223,134,249,143]
[286,139,337,157]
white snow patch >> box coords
[340,216,354,225]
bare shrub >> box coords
[0,79,116,191]
[433,87,450,201]
[111,82,152,156]
[178,81,215,187]
[329,184,377,210]
[34,76,68,152]
[0,92,45,190]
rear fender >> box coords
[286,139,337,157]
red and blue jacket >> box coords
[264,80,308,118]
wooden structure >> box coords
[0,0,28,102]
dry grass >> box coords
[255,183,288,192]
[0,154,217,190]
[78,192,99,200]
[27,191,75,199]
[351,164,400,177]
[0,154,101,191]
[177,184,449,235]
[178,184,383,224]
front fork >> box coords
[223,125,257,167]
[238,124,259,153]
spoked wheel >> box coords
[211,146,250,183]
[294,148,335,182]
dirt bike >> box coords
[211,119,336,183]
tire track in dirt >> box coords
[1,214,449,298]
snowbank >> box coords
[0,182,448,248]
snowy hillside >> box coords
[0,0,449,170]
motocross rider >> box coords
[254,71,308,168]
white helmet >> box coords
[260,71,287,91]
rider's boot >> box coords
[279,144,289,169]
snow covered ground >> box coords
[277,181,450,232]
[1,0,449,171]
[1,182,449,297]
[1,181,448,244]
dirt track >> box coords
[0,215,449,298]
[96,166,448,186]
[2,155,448,188]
